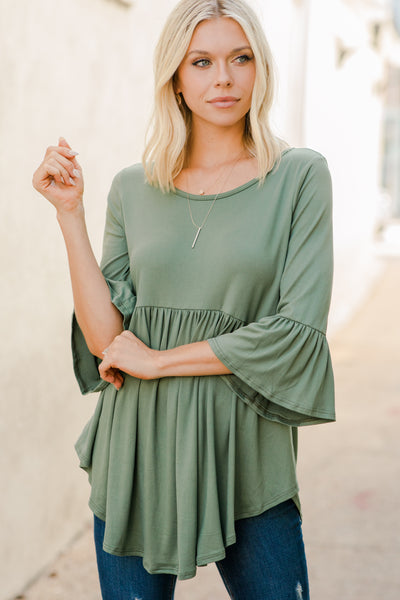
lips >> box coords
[208,96,239,108]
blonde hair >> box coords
[142,0,289,192]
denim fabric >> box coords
[215,500,309,599]
[94,515,177,600]
[94,499,309,600]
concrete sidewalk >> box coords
[16,258,400,600]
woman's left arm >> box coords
[98,333,230,389]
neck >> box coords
[186,119,246,169]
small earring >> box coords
[176,93,182,106]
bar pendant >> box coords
[192,227,202,249]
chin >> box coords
[211,114,248,128]
[200,109,247,125]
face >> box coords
[175,17,256,131]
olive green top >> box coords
[73,147,335,580]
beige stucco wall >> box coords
[0,1,176,598]
[0,0,386,598]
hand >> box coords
[32,137,84,215]
[98,331,161,389]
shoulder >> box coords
[279,147,329,171]
[283,149,332,217]
[276,147,331,192]
[104,164,149,219]
[281,146,327,162]
[107,163,151,209]
[112,162,147,189]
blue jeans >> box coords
[94,499,309,599]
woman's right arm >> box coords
[32,138,123,360]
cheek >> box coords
[241,81,255,110]
[174,64,189,94]
[181,75,207,104]
[242,68,256,94]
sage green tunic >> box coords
[73,147,335,580]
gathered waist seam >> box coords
[133,304,248,325]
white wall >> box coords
[260,0,385,332]
[303,0,384,329]
[0,1,175,598]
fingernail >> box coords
[73,169,80,177]
[69,177,76,186]
[68,150,79,157]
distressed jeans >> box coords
[94,499,309,600]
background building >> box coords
[1,1,398,598]
[261,0,398,326]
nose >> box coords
[215,61,233,87]
[216,78,232,87]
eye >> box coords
[234,54,253,64]
[192,58,212,68]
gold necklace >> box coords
[186,152,244,249]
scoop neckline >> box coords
[174,176,259,201]
[173,147,293,201]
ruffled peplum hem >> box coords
[74,305,300,579]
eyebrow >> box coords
[187,46,253,56]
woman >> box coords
[32,0,335,598]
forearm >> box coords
[57,207,123,357]
[156,340,231,378]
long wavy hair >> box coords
[142,0,289,192]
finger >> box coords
[58,136,71,149]
[44,144,78,161]
[58,138,81,177]
[98,358,109,376]
[65,154,82,180]
[98,356,115,377]
[47,157,76,186]
[111,370,124,390]
[120,330,136,340]
[45,163,67,185]
[114,373,124,390]
[58,137,79,159]
[48,152,77,181]
[99,365,113,383]
[99,365,123,389]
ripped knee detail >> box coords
[296,581,303,599]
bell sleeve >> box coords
[207,155,335,426]
[71,172,137,394]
